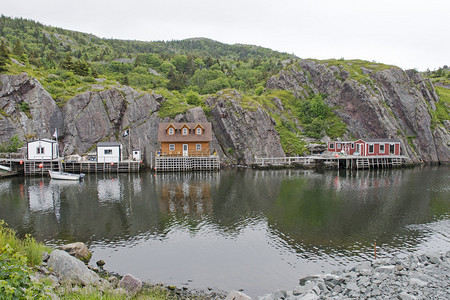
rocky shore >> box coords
[32,242,449,299]
[256,251,450,300]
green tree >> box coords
[171,55,188,73]
[12,39,23,56]
[73,59,90,76]
[0,135,24,153]
[186,90,201,106]
[61,52,74,70]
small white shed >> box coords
[132,149,141,162]
[27,139,58,160]
[97,142,123,163]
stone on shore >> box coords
[225,290,252,300]
[259,251,450,300]
[59,242,92,263]
[118,273,143,295]
[47,249,100,286]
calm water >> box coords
[0,167,449,296]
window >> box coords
[36,147,45,154]
[368,144,374,154]
[169,144,175,151]
[168,128,174,135]
[351,143,354,149]
[337,143,341,149]
[196,127,202,135]
[104,149,112,155]
[379,144,385,153]
[390,144,395,154]
[182,128,188,135]
[196,144,202,151]
[329,143,334,149]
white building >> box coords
[27,139,58,160]
[132,149,141,162]
[97,142,123,163]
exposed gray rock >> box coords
[118,273,143,295]
[226,290,252,300]
[47,249,100,286]
[59,242,92,263]
[261,251,449,299]
[205,90,285,165]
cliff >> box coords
[0,63,449,165]
[266,60,449,163]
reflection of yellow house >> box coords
[157,122,213,157]
[158,177,213,214]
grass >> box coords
[57,284,172,300]
[432,86,450,128]
[0,220,51,266]
[315,59,397,83]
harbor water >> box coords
[0,166,448,297]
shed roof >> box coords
[97,142,122,147]
[158,122,213,142]
[28,139,56,144]
[357,138,400,143]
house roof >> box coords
[97,142,122,147]
[158,122,213,142]
[357,138,400,143]
[28,139,57,144]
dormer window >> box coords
[196,127,202,135]
[182,128,188,135]
[168,128,174,135]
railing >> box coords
[156,151,214,157]
[0,152,25,159]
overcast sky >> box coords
[2,0,448,70]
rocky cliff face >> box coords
[266,60,450,163]
[0,73,63,142]
[1,66,448,165]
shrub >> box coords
[0,244,52,299]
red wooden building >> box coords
[157,122,213,157]
[327,138,401,156]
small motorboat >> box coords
[48,170,85,181]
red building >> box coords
[327,138,401,156]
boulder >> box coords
[225,290,252,300]
[118,274,143,295]
[47,249,100,286]
[60,242,92,263]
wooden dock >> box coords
[254,155,409,169]
[155,155,220,172]
[1,157,140,175]
[63,161,140,173]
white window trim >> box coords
[336,143,341,149]
[329,143,334,149]
[169,144,175,151]
[379,144,385,153]
[104,149,112,155]
[37,147,45,154]
[168,128,174,135]
[182,128,188,135]
[196,128,202,135]
[368,144,374,154]
[196,144,201,151]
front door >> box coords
[183,144,188,156]
[356,143,361,155]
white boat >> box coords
[48,170,85,181]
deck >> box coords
[155,155,220,172]
[254,155,409,169]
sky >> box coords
[1,0,448,71]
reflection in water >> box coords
[0,167,448,297]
